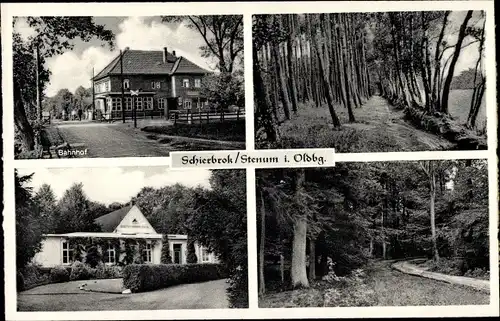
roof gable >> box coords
[114,205,157,234]
[94,205,157,234]
[93,49,210,80]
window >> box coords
[106,245,115,264]
[158,98,166,110]
[151,81,161,89]
[194,78,201,88]
[123,79,130,90]
[104,81,110,92]
[135,97,143,110]
[125,97,133,111]
[201,247,210,262]
[111,98,122,111]
[182,79,190,88]
[184,98,192,110]
[142,243,152,263]
[62,240,73,264]
[144,97,153,110]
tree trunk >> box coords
[286,15,299,114]
[308,238,316,281]
[258,189,266,296]
[312,26,342,127]
[272,41,292,120]
[35,44,42,121]
[291,170,309,288]
[431,12,451,112]
[440,10,473,114]
[280,254,285,284]
[14,80,36,152]
[429,162,440,262]
[253,44,277,142]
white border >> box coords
[2,1,498,320]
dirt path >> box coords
[340,96,455,151]
[368,261,489,306]
[18,279,229,311]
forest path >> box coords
[341,95,455,151]
[367,260,489,306]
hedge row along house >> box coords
[92,47,212,120]
[33,204,218,267]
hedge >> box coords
[122,263,228,293]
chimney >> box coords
[163,47,168,63]
[172,50,176,57]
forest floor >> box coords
[259,260,489,308]
[276,96,455,152]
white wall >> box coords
[33,236,62,268]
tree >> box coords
[161,234,173,264]
[56,183,100,233]
[74,86,89,111]
[33,184,58,233]
[13,17,114,153]
[201,70,244,111]
[15,170,45,270]
[186,239,198,263]
[440,11,474,114]
[161,15,243,73]
[187,170,247,308]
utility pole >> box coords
[131,89,140,128]
[120,49,125,123]
[92,67,95,120]
[35,43,42,121]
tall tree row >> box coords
[253,13,372,145]
[373,11,482,120]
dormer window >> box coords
[123,79,130,90]
[194,78,201,88]
[182,79,190,88]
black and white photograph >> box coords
[253,11,488,152]
[15,166,248,310]
[256,160,490,307]
[13,15,245,159]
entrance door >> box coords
[173,244,182,264]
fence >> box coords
[169,108,246,125]
[98,110,165,122]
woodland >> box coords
[253,11,487,152]
[15,169,248,308]
[256,160,490,307]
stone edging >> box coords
[392,260,490,293]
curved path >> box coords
[18,278,229,311]
[341,96,455,151]
[368,261,489,306]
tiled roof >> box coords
[94,205,132,232]
[94,49,210,80]
[173,56,212,74]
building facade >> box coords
[92,47,211,120]
[33,205,217,267]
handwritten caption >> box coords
[170,149,335,169]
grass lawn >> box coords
[448,89,487,131]
[18,279,229,311]
[142,119,246,142]
[259,261,489,308]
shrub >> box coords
[122,263,228,293]
[95,263,122,279]
[50,266,70,283]
[69,261,96,281]
[85,245,102,268]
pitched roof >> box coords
[93,49,210,80]
[94,205,132,232]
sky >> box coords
[14,16,218,97]
[17,167,212,205]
